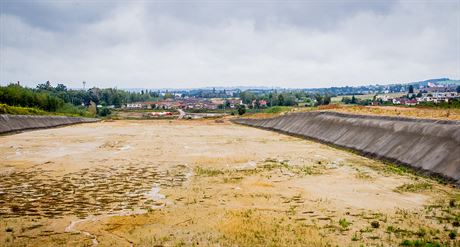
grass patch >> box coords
[0,103,92,117]
[222,176,243,183]
[395,182,433,193]
[218,209,329,246]
[382,162,411,175]
[351,232,362,241]
[194,166,224,176]
[338,218,351,229]
[260,159,289,170]
[263,159,325,176]
[193,159,326,184]
[400,239,443,247]
[0,103,49,115]
[263,106,292,114]
[354,168,374,180]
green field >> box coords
[331,93,405,103]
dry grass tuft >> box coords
[218,209,329,246]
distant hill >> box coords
[408,78,460,87]
[78,78,459,96]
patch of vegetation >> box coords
[218,209,329,246]
[261,159,324,176]
[0,103,92,117]
[354,167,374,180]
[98,107,112,117]
[355,172,373,180]
[260,159,289,170]
[237,104,246,115]
[0,84,94,117]
[386,225,414,238]
[400,239,443,247]
[222,176,243,183]
[194,166,224,177]
[339,218,351,229]
[263,106,292,114]
[0,103,48,115]
[360,226,374,233]
[424,195,460,228]
[395,182,433,193]
[383,162,411,175]
[351,232,362,241]
[416,227,427,237]
[371,221,380,228]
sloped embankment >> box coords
[233,111,460,184]
[0,114,99,134]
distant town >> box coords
[120,78,460,110]
[1,78,459,119]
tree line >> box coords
[0,82,161,116]
[239,90,331,107]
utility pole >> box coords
[83,81,86,90]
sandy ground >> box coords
[0,119,459,246]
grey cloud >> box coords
[2,1,397,31]
[1,0,115,31]
[0,0,458,88]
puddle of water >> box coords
[146,183,166,201]
[236,161,257,170]
[184,164,194,181]
[119,145,132,151]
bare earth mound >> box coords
[0,120,459,246]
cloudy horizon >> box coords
[1,0,459,89]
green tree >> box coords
[88,87,101,104]
[36,81,52,91]
[240,91,255,104]
[237,105,246,115]
[323,95,331,105]
[351,95,357,104]
[254,99,260,109]
[164,92,174,99]
[98,107,111,117]
[268,93,273,107]
[283,94,296,106]
[314,94,323,106]
[278,94,284,106]
[55,84,67,92]
[88,101,97,117]
[342,97,352,104]
[408,85,414,94]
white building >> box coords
[126,103,143,108]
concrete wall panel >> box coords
[0,114,99,134]
[233,112,460,184]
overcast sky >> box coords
[1,0,459,89]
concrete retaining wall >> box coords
[233,112,460,184]
[0,114,99,134]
